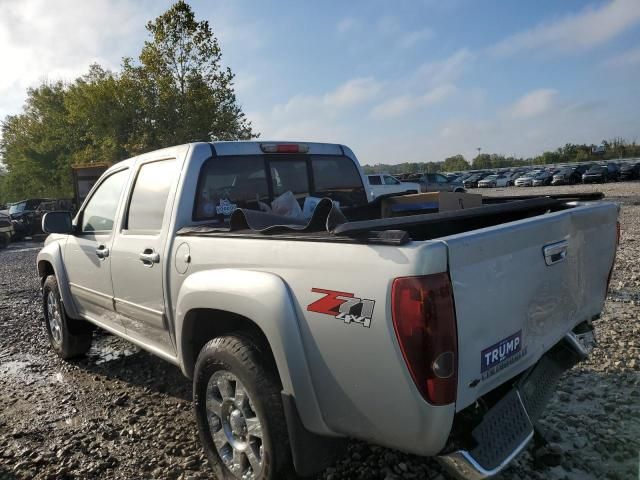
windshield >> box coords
[9,202,26,215]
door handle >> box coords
[139,248,160,267]
[543,240,568,266]
[95,245,109,259]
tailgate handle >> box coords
[543,240,568,266]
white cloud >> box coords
[370,84,455,119]
[508,89,559,118]
[397,28,434,48]
[604,46,640,67]
[491,0,640,57]
[252,77,383,141]
[413,49,473,87]
[324,77,382,108]
[336,17,358,34]
[0,0,161,120]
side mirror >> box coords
[42,211,73,234]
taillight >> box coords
[391,273,458,406]
[260,143,309,154]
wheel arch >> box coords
[174,268,331,436]
[36,241,80,319]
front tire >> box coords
[42,275,92,359]
[193,335,292,480]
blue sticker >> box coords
[481,331,522,373]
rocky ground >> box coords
[0,182,638,480]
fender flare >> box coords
[36,241,81,319]
[174,268,331,435]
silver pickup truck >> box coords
[37,142,618,480]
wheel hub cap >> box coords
[206,371,264,479]
[47,291,63,344]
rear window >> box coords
[194,155,366,222]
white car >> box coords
[478,174,509,188]
[514,171,541,187]
[367,173,420,199]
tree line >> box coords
[0,1,255,205]
[362,138,640,175]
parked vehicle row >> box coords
[447,160,640,189]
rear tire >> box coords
[42,275,92,359]
[0,233,8,249]
[193,335,293,480]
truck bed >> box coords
[177,194,602,244]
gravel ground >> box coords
[1,182,639,480]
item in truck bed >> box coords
[381,192,482,218]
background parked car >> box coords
[532,170,555,186]
[619,162,640,181]
[8,198,50,240]
[478,173,509,188]
[366,173,420,199]
[0,212,13,249]
[582,163,620,183]
[416,173,466,192]
[514,170,541,187]
[462,172,490,188]
[552,167,580,185]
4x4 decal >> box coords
[307,288,375,328]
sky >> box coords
[0,0,639,166]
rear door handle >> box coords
[543,240,568,266]
[95,245,109,259]
[139,248,160,267]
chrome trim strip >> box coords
[113,297,163,316]
[69,282,112,300]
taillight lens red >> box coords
[391,273,458,406]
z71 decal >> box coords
[307,288,375,328]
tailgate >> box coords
[444,202,618,410]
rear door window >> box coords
[126,159,176,232]
[368,175,382,185]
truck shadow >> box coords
[73,331,192,402]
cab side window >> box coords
[126,159,176,232]
[368,175,382,185]
[383,175,400,185]
[435,174,449,183]
[81,169,128,233]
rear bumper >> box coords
[438,327,593,479]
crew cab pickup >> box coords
[37,142,618,480]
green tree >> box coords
[0,1,256,204]
[122,0,255,149]
[442,154,470,171]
